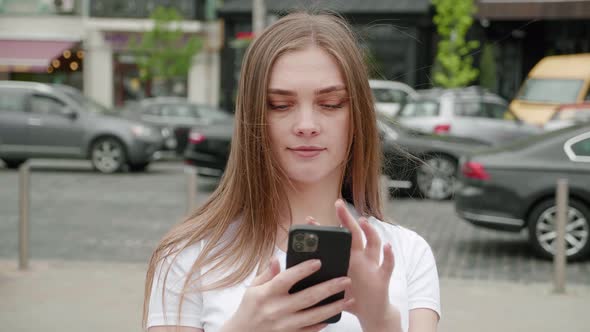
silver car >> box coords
[369,79,418,118]
[0,81,162,173]
[395,87,542,145]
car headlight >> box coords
[131,124,153,137]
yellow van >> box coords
[510,54,590,125]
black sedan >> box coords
[455,124,590,260]
[184,116,489,200]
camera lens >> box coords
[294,242,304,251]
[305,237,317,247]
[294,233,305,242]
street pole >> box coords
[18,162,31,270]
[253,0,266,35]
[186,165,198,215]
[380,175,391,219]
[553,179,568,294]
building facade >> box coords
[0,0,222,108]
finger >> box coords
[335,199,363,250]
[360,218,381,264]
[305,216,320,226]
[287,276,351,312]
[299,323,329,332]
[289,297,355,329]
[380,243,395,278]
[251,257,280,287]
[270,259,321,293]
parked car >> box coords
[396,87,541,145]
[544,103,590,131]
[122,97,232,155]
[183,114,489,200]
[455,124,590,260]
[0,81,162,173]
[369,79,418,118]
[510,53,590,125]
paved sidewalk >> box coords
[1,260,589,332]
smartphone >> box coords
[286,225,352,324]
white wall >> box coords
[0,16,83,40]
[188,50,220,107]
[83,30,113,108]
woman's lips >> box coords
[288,147,326,158]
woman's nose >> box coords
[294,106,320,137]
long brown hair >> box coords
[143,11,384,327]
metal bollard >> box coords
[18,161,30,270]
[185,165,198,215]
[553,179,568,294]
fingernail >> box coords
[339,277,351,286]
[344,298,355,307]
[310,259,321,269]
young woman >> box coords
[144,12,440,332]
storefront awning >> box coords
[477,0,590,20]
[0,39,78,73]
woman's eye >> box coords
[269,103,290,111]
[320,103,344,110]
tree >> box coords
[131,6,203,94]
[431,0,480,88]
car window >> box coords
[372,88,408,103]
[161,104,199,118]
[483,102,514,120]
[517,78,583,103]
[0,88,27,112]
[584,90,590,102]
[29,94,66,115]
[398,101,439,117]
[143,105,161,116]
[572,138,590,157]
[454,101,486,117]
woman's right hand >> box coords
[221,257,354,332]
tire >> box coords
[2,158,27,169]
[415,155,457,200]
[528,199,590,261]
[128,162,150,172]
[90,137,126,174]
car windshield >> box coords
[63,90,116,115]
[517,78,583,104]
[397,100,440,117]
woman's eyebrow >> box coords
[267,85,347,96]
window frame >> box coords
[564,131,590,163]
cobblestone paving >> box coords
[1,160,588,284]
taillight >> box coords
[462,161,490,180]
[434,124,451,134]
[188,132,206,144]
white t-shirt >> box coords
[147,209,441,332]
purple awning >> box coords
[0,39,78,73]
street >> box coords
[1,159,588,284]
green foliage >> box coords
[131,6,203,82]
[479,42,497,92]
[432,0,480,87]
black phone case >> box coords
[286,225,352,324]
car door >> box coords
[26,93,85,158]
[0,87,31,158]
[450,98,490,142]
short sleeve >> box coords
[405,234,441,319]
[146,245,204,328]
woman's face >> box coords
[267,46,351,185]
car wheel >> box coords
[128,162,150,172]
[2,158,27,169]
[90,137,126,174]
[528,199,590,261]
[415,155,457,200]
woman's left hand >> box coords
[334,199,402,332]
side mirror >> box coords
[63,107,78,120]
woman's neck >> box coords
[275,169,345,251]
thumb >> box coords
[251,257,280,287]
